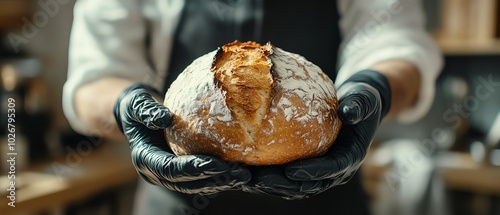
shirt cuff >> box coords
[63,78,92,135]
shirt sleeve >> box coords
[336,0,443,123]
[63,0,150,134]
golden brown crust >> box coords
[212,41,273,142]
[164,41,341,165]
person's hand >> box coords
[242,70,391,200]
[114,84,251,195]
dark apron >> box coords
[149,0,370,214]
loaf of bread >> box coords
[164,41,341,165]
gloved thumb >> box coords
[336,70,392,125]
[114,84,173,132]
[337,82,381,125]
[126,92,173,130]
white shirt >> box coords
[63,0,443,135]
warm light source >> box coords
[1,65,17,91]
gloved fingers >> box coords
[124,91,173,130]
[163,155,250,182]
[165,169,250,194]
[141,169,250,195]
[285,156,346,181]
[243,177,335,200]
[124,126,170,150]
[286,142,366,181]
[337,171,357,185]
[243,185,310,200]
[243,166,327,199]
[132,144,236,182]
[337,82,381,125]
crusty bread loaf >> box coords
[164,41,341,165]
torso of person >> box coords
[149,0,370,214]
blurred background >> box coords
[0,0,499,214]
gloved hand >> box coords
[242,70,391,200]
[114,84,251,194]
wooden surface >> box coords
[437,37,500,55]
[436,0,499,55]
[0,141,498,214]
[362,150,500,200]
[0,142,137,215]
[0,0,34,29]
[437,152,500,195]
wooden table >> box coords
[436,152,500,195]
[362,150,500,200]
[1,141,499,214]
[0,142,137,215]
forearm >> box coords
[370,59,421,120]
[75,77,134,140]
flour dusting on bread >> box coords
[164,41,341,165]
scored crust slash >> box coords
[163,41,341,165]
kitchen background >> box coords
[0,0,499,215]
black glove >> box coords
[242,70,391,200]
[114,84,251,194]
